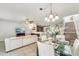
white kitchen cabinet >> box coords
[16,39,23,48]
[23,38,31,46]
[23,35,37,46]
[10,38,22,50]
[10,39,18,50]
[5,35,38,52]
[5,38,11,51]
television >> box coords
[16,25,25,37]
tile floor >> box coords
[0,41,37,56]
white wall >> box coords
[0,20,31,41]
[0,20,17,41]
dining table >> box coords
[37,38,72,56]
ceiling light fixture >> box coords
[25,18,35,29]
[44,3,59,22]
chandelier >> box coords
[44,3,59,22]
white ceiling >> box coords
[0,3,79,25]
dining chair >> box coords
[37,41,55,56]
[72,39,79,56]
